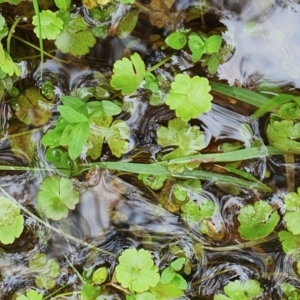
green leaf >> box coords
[238,200,279,240]
[188,34,206,61]
[58,105,88,123]
[16,290,43,300]
[81,283,101,300]
[166,74,213,121]
[32,10,63,40]
[165,32,187,50]
[278,230,300,255]
[281,283,300,299]
[86,116,112,160]
[207,54,221,75]
[29,253,59,289]
[149,282,184,299]
[61,96,86,110]
[102,100,122,116]
[92,267,108,285]
[171,273,187,290]
[180,200,215,223]
[0,50,21,76]
[68,122,90,159]
[135,293,157,300]
[0,14,8,40]
[214,279,263,300]
[106,120,130,157]
[266,119,300,153]
[170,258,186,271]
[157,118,205,160]
[37,175,80,220]
[54,0,71,10]
[42,121,67,147]
[0,196,24,244]
[205,35,222,53]
[15,87,53,126]
[116,9,139,38]
[116,248,160,293]
[120,0,135,3]
[160,267,175,284]
[144,72,158,93]
[55,14,96,56]
[283,188,300,235]
[138,174,166,190]
[110,53,145,95]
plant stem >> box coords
[0,186,113,256]
[13,35,71,64]
[0,128,42,142]
[7,15,24,55]
[147,55,172,72]
[32,0,43,74]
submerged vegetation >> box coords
[1,0,300,299]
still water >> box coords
[1,0,300,299]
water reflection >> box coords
[214,1,300,87]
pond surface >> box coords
[1,0,300,299]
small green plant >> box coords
[115,248,160,293]
[237,200,279,240]
[16,290,43,300]
[29,253,60,289]
[165,74,213,121]
[110,52,145,95]
[156,118,206,160]
[160,257,187,290]
[281,282,300,300]
[282,188,300,235]
[214,279,263,300]
[36,175,80,220]
[0,196,24,244]
[278,230,300,256]
[41,95,128,160]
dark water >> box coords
[1,0,300,299]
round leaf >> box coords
[165,32,187,50]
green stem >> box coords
[7,15,24,55]
[13,35,71,64]
[0,186,113,256]
[43,285,67,299]
[147,55,172,72]
[48,291,81,299]
[32,0,43,74]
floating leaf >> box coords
[92,267,108,285]
[0,196,24,244]
[116,248,160,293]
[117,9,139,38]
[149,282,184,299]
[283,188,300,235]
[29,253,59,289]
[110,53,145,95]
[165,31,187,50]
[138,174,166,190]
[37,175,80,220]
[238,200,279,240]
[267,119,300,153]
[181,200,215,223]
[278,230,300,255]
[14,87,53,126]
[106,120,130,157]
[55,14,96,56]
[157,118,205,160]
[166,74,213,121]
[81,283,101,300]
[214,279,263,300]
[32,10,64,40]
[16,290,43,300]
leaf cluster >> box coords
[16,290,43,300]
[238,200,279,240]
[115,248,187,299]
[29,253,60,289]
[42,95,128,161]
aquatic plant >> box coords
[0,196,24,244]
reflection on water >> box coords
[215,1,300,87]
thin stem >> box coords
[32,0,43,74]
[13,35,71,64]
[147,55,172,72]
[0,187,113,256]
[43,285,67,299]
[7,15,24,55]
[284,153,295,192]
[49,291,81,299]
[0,128,42,142]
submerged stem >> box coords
[7,15,24,55]
[147,55,172,72]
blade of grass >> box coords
[210,81,269,108]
